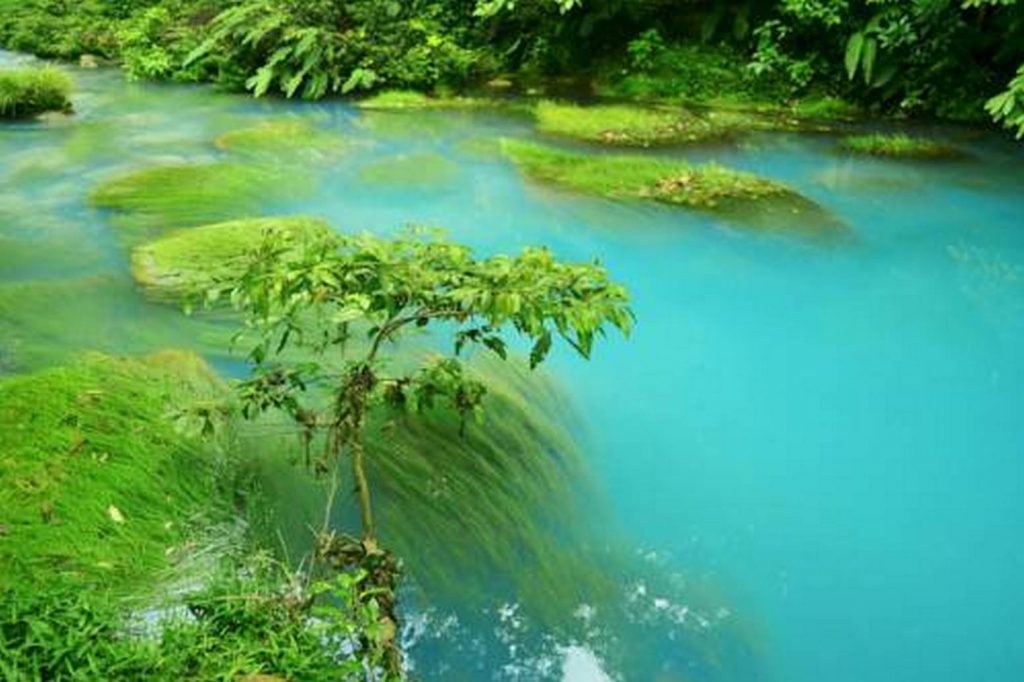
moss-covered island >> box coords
[131,216,333,299]
[501,139,838,232]
[838,133,962,160]
[0,67,72,120]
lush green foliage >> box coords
[1,0,1022,132]
[839,132,961,159]
[0,68,71,119]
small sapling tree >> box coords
[217,227,633,676]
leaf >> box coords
[529,330,552,369]
[862,36,878,86]
[107,505,125,524]
[845,32,864,81]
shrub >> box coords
[0,68,71,119]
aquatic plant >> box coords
[0,351,228,592]
[131,216,334,301]
[358,89,527,113]
[358,153,459,187]
[838,133,961,159]
[0,67,71,119]
[214,119,350,161]
[90,161,307,239]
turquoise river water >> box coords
[3,52,1024,681]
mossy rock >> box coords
[0,68,72,120]
[838,133,962,159]
[131,216,334,301]
[90,162,309,239]
[501,139,839,232]
[0,351,229,592]
[358,153,459,187]
[214,120,349,161]
[535,100,736,146]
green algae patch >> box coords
[90,161,308,239]
[358,152,459,187]
[132,216,334,301]
[214,120,349,161]
[0,351,229,592]
[0,68,72,120]
[838,133,961,159]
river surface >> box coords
[3,52,1024,681]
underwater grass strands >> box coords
[0,67,72,120]
[89,161,310,239]
[358,153,460,187]
[214,119,350,161]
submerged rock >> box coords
[358,152,459,187]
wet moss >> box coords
[0,351,229,592]
[214,120,349,161]
[838,133,961,159]
[0,68,72,120]
[358,152,459,187]
[131,216,334,300]
[89,162,308,239]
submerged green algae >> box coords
[358,152,459,187]
[89,161,309,240]
[0,351,229,591]
[214,120,350,161]
[838,132,962,159]
[131,216,334,301]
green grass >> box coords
[90,162,308,240]
[838,133,961,159]
[0,351,228,593]
[131,216,334,300]
[0,67,72,119]
[214,120,349,160]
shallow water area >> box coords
[3,52,1024,681]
